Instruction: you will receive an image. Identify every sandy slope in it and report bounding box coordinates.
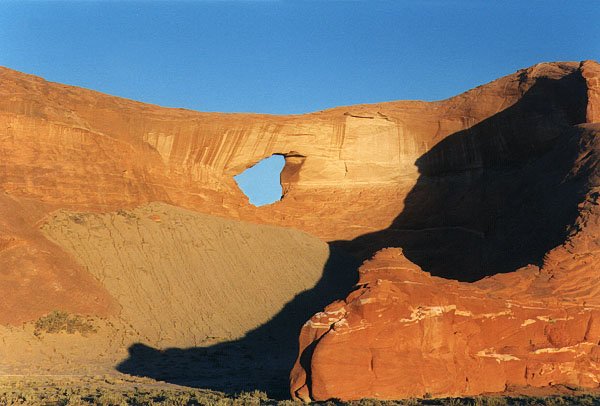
[0,202,347,399]
[40,202,332,348]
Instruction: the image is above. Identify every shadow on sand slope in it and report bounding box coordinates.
[117,69,593,398]
[116,246,359,399]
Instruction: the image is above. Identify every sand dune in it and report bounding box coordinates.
[42,202,334,348]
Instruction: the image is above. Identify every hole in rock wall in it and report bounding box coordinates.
[234,155,286,206]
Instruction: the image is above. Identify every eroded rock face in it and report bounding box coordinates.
[582,60,600,122]
[0,60,599,399]
[0,194,119,324]
[291,242,600,401]
[287,61,600,400]
[0,61,596,243]
[290,119,600,400]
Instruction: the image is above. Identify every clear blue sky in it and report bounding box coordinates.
[234,155,285,206]
[1,0,598,205]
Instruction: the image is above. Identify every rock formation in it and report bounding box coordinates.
[291,243,600,401]
[0,60,599,400]
[290,61,600,400]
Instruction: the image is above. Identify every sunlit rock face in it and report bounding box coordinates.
[0,60,599,400]
[290,61,600,401]
[1,61,595,243]
[582,60,600,122]
[291,240,600,400]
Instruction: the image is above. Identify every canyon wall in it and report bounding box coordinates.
[1,60,599,400]
[289,62,600,399]
[1,61,593,241]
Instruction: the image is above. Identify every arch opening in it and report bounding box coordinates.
[234,154,286,207]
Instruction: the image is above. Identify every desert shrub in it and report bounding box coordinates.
[116,209,137,220]
[0,390,43,405]
[544,397,564,406]
[64,393,88,405]
[539,396,587,406]
[96,391,128,406]
[160,393,193,405]
[347,400,384,406]
[276,400,304,406]
[346,399,419,406]
[69,214,86,225]
[471,396,509,406]
[232,390,270,405]
[0,391,22,405]
[34,310,97,336]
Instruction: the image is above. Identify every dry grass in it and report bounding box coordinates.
[33,310,97,336]
[0,377,599,406]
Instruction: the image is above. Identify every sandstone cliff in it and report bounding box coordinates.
[1,62,597,324]
[0,60,599,400]
[290,61,600,400]
[1,61,596,242]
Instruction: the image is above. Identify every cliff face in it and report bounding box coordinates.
[291,201,600,400]
[289,61,600,399]
[1,60,599,400]
[1,61,594,240]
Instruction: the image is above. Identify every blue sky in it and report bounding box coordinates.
[1,1,598,205]
[234,155,285,206]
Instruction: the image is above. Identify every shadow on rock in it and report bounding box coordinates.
[116,246,359,399]
[118,68,593,397]
[334,71,591,281]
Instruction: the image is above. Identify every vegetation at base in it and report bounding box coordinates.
[33,310,97,336]
[1,385,600,406]
[341,395,600,405]
[0,386,271,406]
[0,377,598,406]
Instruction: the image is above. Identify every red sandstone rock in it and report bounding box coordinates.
[289,60,600,398]
[1,61,596,242]
[0,194,118,324]
[0,61,599,402]
[582,60,600,122]
[290,243,600,401]
[290,145,600,401]
[289,119,600,400]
